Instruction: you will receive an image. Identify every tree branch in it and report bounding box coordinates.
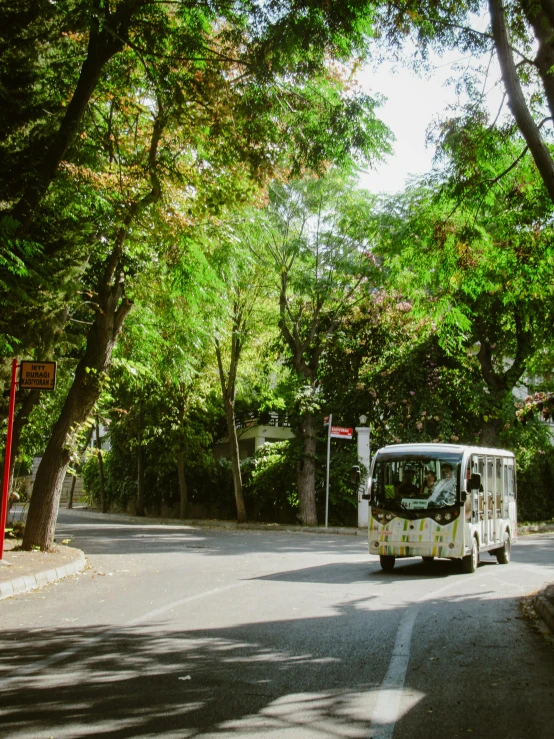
[489,0,554,202]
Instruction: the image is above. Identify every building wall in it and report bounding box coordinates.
[213,424,295,461]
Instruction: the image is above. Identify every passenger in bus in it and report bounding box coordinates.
[427,463,456,506]
[396,468,419,497]
[420,470,436,497]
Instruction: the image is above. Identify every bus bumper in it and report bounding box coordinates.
[370,539,462,559]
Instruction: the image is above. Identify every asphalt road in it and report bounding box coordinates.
[0,509,553,739]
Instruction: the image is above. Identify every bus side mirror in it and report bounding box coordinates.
[460,491,467,503]
[469,472,481,491]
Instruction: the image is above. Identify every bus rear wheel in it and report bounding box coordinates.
[380,555,395,571]
[496,531,511,565]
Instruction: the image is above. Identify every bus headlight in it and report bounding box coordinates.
[443,512,452,522]
[435,513,443,523]
[385,513,394,521]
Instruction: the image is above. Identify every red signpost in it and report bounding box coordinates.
[1,359,19,561]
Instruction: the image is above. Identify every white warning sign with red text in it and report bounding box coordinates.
[329,426,353,439]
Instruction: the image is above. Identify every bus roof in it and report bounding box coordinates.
[376,442,515,458]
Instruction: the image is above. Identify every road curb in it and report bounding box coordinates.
[73,508,363,536]
[0,549,86,601]
[534,584,554,635]
[518,523,554,535]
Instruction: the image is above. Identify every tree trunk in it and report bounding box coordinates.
[67,475,77,511]
[480,418,502,448]
[177,448,188,519]
[215,337,247,523]
[136,402,145,517]
[474,305,532,447]
[296,409,318,526]
[21,254,132,551]
[224,399,247,523]
[96,415,107,513]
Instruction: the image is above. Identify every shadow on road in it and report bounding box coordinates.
[1,586,553,739]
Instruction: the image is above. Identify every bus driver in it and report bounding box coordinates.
[427,463,456,506]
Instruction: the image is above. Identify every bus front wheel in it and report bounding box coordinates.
[462,537,479,574]
[380,555,395,571]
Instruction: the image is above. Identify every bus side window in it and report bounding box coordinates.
[486,457,494,510]
[506,461,515,498]
[478,456,485,489]
[495,457,503,513]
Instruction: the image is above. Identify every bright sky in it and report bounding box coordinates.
[357,56,463,194]
[356,14,505,196]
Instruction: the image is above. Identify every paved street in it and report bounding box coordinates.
[1,509,553,738]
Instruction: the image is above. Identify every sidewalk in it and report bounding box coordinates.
[1,510,553,636]
[0,539,86,601]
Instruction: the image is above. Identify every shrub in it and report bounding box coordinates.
[242,441,299,523]
[82,451,110,508]
[241,438,360,526]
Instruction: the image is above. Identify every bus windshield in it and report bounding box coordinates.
[371,452,463,512]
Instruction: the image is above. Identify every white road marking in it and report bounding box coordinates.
[370,605,419,738]
[368,571,491,738]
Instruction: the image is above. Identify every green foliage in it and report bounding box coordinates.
[517,447,554,522]
[240,436,359,526]
[316,438,361,526]
[371,124,554,444]
[242,441,299,522]
[82,433,238,519]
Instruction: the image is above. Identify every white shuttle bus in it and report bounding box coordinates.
[361,443,517,573]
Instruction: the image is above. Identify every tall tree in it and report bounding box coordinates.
[9,1,392,549]
[374,127,554,446]
[22,94,165,549]
[209,226,273,522]
[1,0,386,231]
[254,173,379,525]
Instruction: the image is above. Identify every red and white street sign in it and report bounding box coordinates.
[330,426,353,439]
[324,416,330,426]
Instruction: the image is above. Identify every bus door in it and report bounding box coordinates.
[494,458,503,543]
[474,455,486,544]
[485,457,496,545]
